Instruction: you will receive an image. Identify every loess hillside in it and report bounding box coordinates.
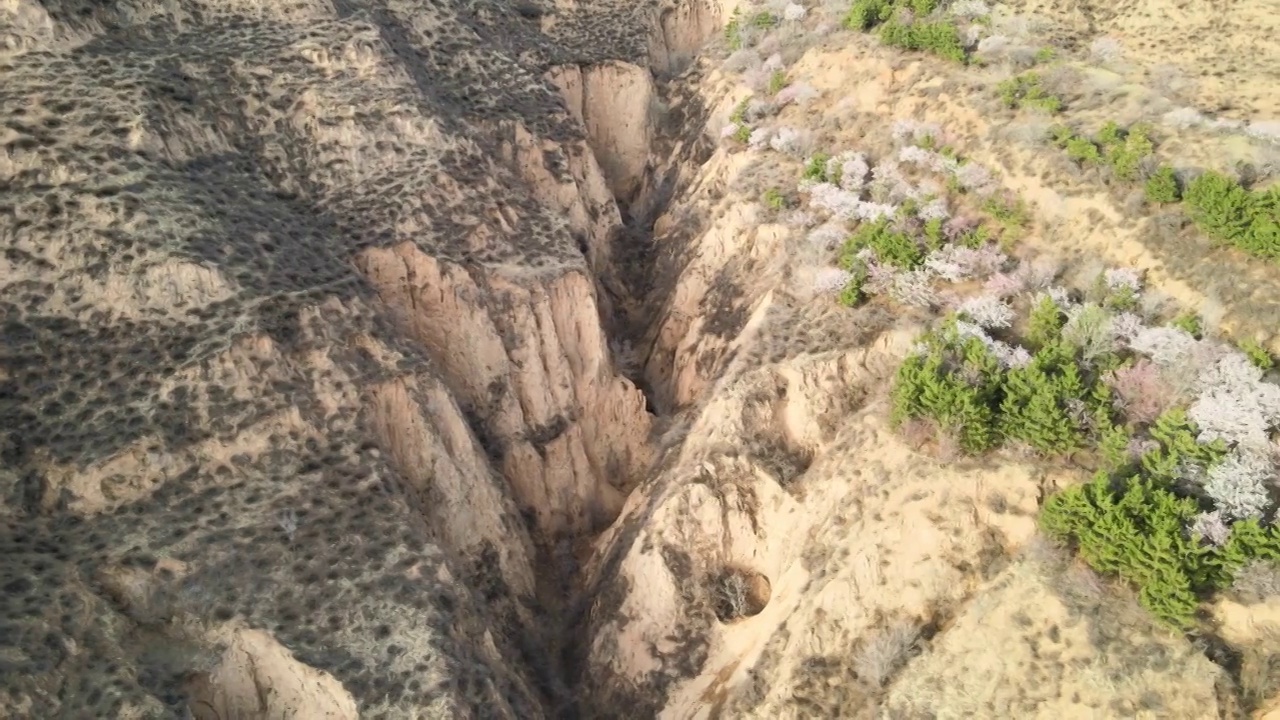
[5,0,1280,718]
[0,0,708,715]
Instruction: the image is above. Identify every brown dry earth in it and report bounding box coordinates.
[2,0,1279,718]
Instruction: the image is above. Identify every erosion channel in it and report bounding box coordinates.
[0,0,744,716]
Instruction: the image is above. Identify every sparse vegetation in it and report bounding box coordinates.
[853,620,920,687]
[709,568,771,622]
[726,97,754,144]
[1145,166,1182,204]
[763,187,789,211]
[768,70,789,95]
[1050,122,1154,180]
[981,194,1030,244]
[998,73,1062,113]
[725,8,780,50]
[844,0,968,63]
[1050,122,1280,264]
[1239,338,1275,371]
[1170,311,1202,338]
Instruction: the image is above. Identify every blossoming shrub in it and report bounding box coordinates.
[890,269,1280,628]
[800,129,1016,308]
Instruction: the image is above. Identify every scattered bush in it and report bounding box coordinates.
[1051,122,1154,181]
[1041,471,1280,628]
[803,152,833,183]
[1063,135,1102,164]
[763,188,789,211]
[1183,171,1280,260]
[725,9,779,50]
[837,264,870,307]
[1144,166,1181,204]
[1098,122,1154,181]
[725,98,754,144]
[998,73,1062,113]
[1239,338,1275,371]
[767,70,789,95]
[1169,311,1202,338]
[879,18,968,63]
[844,0,894,31]
[844,0,968,63]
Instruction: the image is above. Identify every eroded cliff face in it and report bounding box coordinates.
[548,62,656,213]
[0,0,726,715]
[358,246,652,537]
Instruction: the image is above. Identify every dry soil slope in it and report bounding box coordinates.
[570,4,1280,720]
[0,0,718,716]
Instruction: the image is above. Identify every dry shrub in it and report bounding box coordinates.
[853,620,921,688]
[1230,559,1280,604]
[789,655,879,718]
[1104,359,1177,425]
[1240,646,1280,711]
[897,417,936,450]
